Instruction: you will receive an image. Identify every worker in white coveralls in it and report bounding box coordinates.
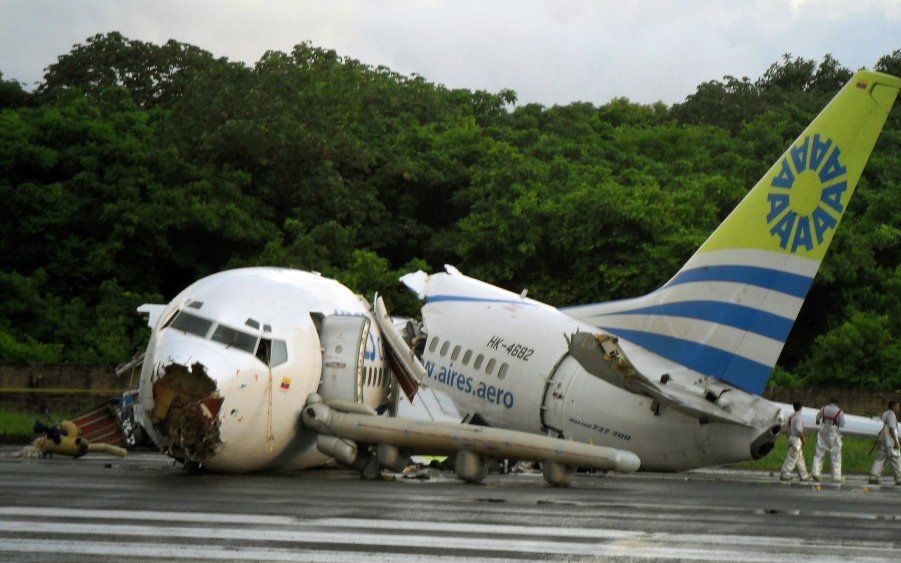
[868,400,901,486]
[780,401,810,481]
[811,398,845,482]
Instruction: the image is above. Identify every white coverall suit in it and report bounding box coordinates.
[869,409,901,485]
[812,403,845,481]
[780,413,809,481]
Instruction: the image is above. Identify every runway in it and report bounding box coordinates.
[0,449,898,560]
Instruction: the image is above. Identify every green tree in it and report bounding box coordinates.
[0,37,897,386]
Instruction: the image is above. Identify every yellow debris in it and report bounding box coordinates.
[33,420,127,459]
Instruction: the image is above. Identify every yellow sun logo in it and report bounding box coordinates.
[766,134,848,253]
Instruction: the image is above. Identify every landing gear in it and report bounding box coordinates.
[541,459,574,487]
[454,450,488,484]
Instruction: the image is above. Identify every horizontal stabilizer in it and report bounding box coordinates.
[567,332,750,427]
[774,402,895,441]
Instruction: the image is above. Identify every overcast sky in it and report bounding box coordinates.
[1,0,899,105]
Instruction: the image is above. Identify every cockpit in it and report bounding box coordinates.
[161,301,289,368]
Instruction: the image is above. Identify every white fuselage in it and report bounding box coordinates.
[139,267,779,473]
[408,271,781,471]
[138,268,388,472]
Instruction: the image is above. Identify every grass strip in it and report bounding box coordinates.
[729,434,878,475]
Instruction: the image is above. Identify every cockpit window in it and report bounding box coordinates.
[271,340,288,367]
[169,311,213,338]
[210,324,258,354]
[255,338,270,364]
[187,301,203,310]
[245,318,260,330]
[255,337,288,367]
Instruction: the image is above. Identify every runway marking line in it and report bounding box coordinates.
[0,509,895,558]
[0,539,453,562]
[0,506,296,525]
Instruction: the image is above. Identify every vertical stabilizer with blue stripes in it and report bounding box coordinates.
[564,70,900,395]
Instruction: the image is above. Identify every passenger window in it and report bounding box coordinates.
[429,337,439,352]
[451,345,461,361]
[440,341,450,356]
[474,354,484,370]
[498,363,508,379]
[462,350,472,365]
[486,359,496,375]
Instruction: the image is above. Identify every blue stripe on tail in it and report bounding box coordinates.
[590,300,793,342]
[666,265,814,298]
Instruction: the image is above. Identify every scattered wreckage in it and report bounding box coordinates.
[22,354,147,460]
[32,419,126,459]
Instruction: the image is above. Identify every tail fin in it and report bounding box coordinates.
[566,70,900,395]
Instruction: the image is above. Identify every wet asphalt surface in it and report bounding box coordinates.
[0,447,899,560]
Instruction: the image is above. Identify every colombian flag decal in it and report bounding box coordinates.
[280,377,291,391]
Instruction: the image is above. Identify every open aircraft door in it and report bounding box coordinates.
[317,315,371,403]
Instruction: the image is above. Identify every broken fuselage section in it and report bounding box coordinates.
[149,361,223,462]
[138,268,391,472]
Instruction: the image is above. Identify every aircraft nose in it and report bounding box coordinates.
[147,339,235,463]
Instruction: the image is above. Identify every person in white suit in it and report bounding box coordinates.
[811,399,845,482]
[780,402,810,481]
[868,401,900,486]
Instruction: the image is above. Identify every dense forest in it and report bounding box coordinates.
[0,33,898,388]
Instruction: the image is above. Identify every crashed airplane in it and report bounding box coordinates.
[136,268,637,485]
[136,70,899,484]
